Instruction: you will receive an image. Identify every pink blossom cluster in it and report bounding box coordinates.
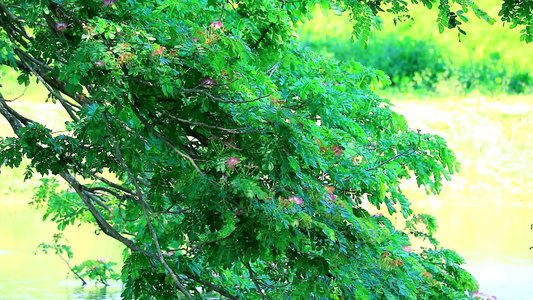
[472,291,497,300]
[288,195,303,205]
[55,22,68,32]
[227,156,240,169]
[401,245,412,253]
[102,0,115,7]
[210,21,223,30]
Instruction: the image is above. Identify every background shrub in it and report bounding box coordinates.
[299,1,533,96]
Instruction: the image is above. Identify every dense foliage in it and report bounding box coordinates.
[0,0,525,299]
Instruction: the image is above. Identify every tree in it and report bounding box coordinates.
[0,0,526,299]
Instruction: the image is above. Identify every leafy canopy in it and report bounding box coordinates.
[0,0,526,299]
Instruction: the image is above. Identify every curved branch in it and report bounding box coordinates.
[159,109,247,134]
[17,57,80,122]
[61,172,157,259]
[131,106,202,174]
[180,88,270,104]
[184,272,242,300]
[91,173,136,196]
[83,185,122,199]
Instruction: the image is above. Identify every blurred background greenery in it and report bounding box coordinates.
[299,0,533,97]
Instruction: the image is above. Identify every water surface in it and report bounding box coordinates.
[0,203,123,299]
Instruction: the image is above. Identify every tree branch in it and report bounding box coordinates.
[365,149,416,172]
[159,109,248,134]
[103,110,193,299]
[91,173,136,196]
[184,272,242,300]
[179,88,270,104]
[245,262,269,300]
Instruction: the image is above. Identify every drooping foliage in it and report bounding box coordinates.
[0,0,523,299]
[500,0,533,43]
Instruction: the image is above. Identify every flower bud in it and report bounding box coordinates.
[55,22,68,32]
[102,0,115,7]
[288,195,303,205]
[227,156,240,169]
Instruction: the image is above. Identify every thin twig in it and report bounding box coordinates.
[159,110,247,134]
[365,149,416,171]
[0,95,33,125]
[107,113,150,145]
[57,254,87,285]
[131,106,202,174]
[245,262,269,300]
[180,88,268,104]
[0,87,28,102]
[266,60,283,77]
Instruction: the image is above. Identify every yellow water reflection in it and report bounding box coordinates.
[409,202,533,258]
[392,97,533,299]
[0,202,123,299]
[405,200,533,299]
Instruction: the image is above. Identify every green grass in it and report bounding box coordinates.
[298,1,533,96]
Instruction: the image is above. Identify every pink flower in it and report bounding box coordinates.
[328,194,336,201]
[97,257,106,263]
[200,77,216,88]
[372,213,384,217]
[55,22,68,32]
[102,0,115,6]
[93,60,105,67]
[152,46,166,56]
[210,21,223,30]
[472,291,497,299]
[227,156,240,169]
[288,195,303,205]
[402,245,412,253]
